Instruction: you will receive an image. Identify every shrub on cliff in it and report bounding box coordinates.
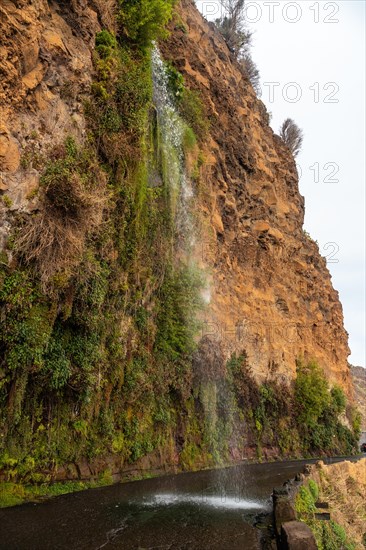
[154,264,204,361]
[295,361,358,454]
[295,361,330,428]
[215,0,252,58]
[215,2,261,95]
[178,88,209,141]
[240,54,260,93]
[227,352,260,412]
[164,62,209,140]
[118,0,175,48]
[16,138,107,290]
[279,118,303,157]
[330,385,346,414]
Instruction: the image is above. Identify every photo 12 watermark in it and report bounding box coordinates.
[199,1,340,24]
[258,82,340,103]
[296,162,340,183]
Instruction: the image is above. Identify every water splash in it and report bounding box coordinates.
[201,285,212,305]
[140,493,266,511]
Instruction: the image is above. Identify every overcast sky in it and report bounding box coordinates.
[196,0,365,367]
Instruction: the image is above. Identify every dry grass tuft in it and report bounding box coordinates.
[313,459,366,548]
[16,157,107,290]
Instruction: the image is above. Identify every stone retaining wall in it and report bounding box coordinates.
[272,466,317,550]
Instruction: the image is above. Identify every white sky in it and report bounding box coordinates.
[196,0,365,366]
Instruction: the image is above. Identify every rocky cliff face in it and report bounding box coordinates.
[351,366,366,431]
[162,0,352,395]
[0,0,356,487]
[0,0,352,394]
[0,0,100,237]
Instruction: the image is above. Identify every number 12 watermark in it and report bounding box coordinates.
[200,2,340,24]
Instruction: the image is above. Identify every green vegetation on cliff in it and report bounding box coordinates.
[296,481,357,550]
[295,361,360,453]
[222,355,359,460]
[0,0,360,507]
[0,0,207,493]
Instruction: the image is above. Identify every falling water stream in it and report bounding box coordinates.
[5,47,357,550]
[151,45,195,252]
[0,18,363,550]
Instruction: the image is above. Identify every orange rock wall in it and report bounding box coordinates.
[0,0,352,396]
[161,0,352,395]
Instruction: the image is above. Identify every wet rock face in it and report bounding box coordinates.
[161,0,351,395]
[0,0,352,396]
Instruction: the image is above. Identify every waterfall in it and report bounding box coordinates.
[151,45,195,251]
[151,46,222,462]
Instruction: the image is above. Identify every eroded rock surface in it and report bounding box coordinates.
[0,0,352,399]
[351,366,366,431]
[162,0,351,394]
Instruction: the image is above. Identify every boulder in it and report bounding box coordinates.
[281,521,317,550]
[22,62,44,90]
[274,496,297,536]
[252,220,270,233]
[21,40,40,74]
[0,129,20,173]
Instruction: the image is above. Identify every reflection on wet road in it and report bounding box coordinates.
[0,456,360,550]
